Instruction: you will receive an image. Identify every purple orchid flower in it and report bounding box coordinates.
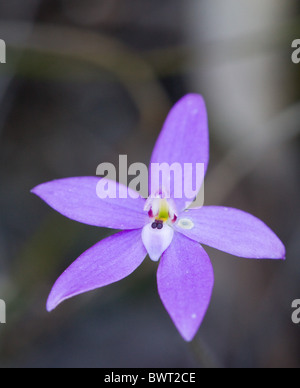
[31,94,285,342]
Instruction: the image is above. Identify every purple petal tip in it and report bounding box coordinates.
[157,233,214,342]
[45,230,147,313]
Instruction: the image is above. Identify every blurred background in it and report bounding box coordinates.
[0,0,299,368]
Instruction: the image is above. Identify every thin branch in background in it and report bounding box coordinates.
[206,101,300,205]
[0,21,171,138]
[0,0,42,139]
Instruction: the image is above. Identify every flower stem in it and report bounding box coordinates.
[189,337,222,369]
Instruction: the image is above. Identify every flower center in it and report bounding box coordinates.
[144,195,177,229]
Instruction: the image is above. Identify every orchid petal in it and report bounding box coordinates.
[157,233,214,341]
[32,177,147,230]
[176,206,286,260]
[149,94,209,211]
[47,229,147,311]
[141,223,174,262]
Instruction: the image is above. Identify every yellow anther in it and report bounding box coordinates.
[156,199,169,222]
